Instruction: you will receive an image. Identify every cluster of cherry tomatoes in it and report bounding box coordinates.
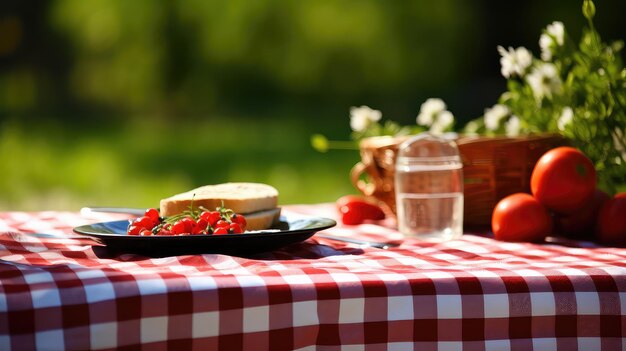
[492,147,626,245]
[127,207,247,236]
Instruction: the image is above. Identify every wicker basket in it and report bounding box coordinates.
[350,134,567,226]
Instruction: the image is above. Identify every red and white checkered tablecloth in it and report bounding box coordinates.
[1,204,625,351]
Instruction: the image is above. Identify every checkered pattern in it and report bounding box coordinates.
[1,205,625,350]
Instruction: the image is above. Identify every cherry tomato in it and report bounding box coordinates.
[530,147,596,214]
[199,211,210,221]
[339,203,365,225]
[200,211,222,227]
[182,217,196,231]
[171,217,195,234]
[336,195,371,209]
[336,195,385,219]
[158,228,173,236]
[554,189,610,240]
[231,214,247,231]
[145,208,160,223]
[336,195,385,225]
[215,220,230,229]
[213,227,229,235]
[209,211,222,227]
[228,223,243,234]
[171,221,186,234]
[128,225,141,235]
[192,218,209,234]
[133,216,156,230]
[596,193,626,246]
[492,193,552,242]
[140,229,153,236]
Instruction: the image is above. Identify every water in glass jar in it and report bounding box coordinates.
[395,164,464,241]
[394,133,464,241]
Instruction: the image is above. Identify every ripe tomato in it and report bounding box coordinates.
[228,223,243,234]
[133,216,156,230]
[200,211,222,227]
[336,195,371,209]
[144,208,160,223]
[530,147,596,214]
[596,192,626,246]
[231,214,247,231]
[213,227,229,235]
[554,189,610,240]
[492,193,552,242]
[336,195,385,225]
[215,220,230,228]
[127,225,141,235]
[192,219,209,234]
[171,217,195,234]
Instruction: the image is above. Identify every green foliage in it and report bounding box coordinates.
[40,0,476,115]
[0,117,359,211]
[466,0,626,192]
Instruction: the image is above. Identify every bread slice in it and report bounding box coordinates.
[244,208,282,231]
[160,183,280,229]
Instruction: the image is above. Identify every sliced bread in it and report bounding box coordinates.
[243,208,282,231]
[160,182,279,217]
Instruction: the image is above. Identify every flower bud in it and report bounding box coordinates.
[582,0,595,20]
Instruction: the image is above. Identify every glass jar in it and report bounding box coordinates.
[395,133,464,241]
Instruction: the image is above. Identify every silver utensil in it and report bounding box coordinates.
[314,233,398,249]
[81,206,399,249]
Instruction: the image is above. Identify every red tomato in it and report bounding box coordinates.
[215,220,230,228]
[530,147,596,214]
[336,195,372,209]
[492,193,552,242]
[213,227,229,235]
[171,217,195,234]
[127,225,141,235]
[336,195,385,225]
[596,193,626,246]
[192,219,209,234]
[200,211,222,227]
[554,189,610,240]
[144,208,160,223]
[228,223,243,234]
[231,214,247,231]
[133,216,156,230]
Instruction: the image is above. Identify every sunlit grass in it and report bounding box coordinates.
[0,116,360,211]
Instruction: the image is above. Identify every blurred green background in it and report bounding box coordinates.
[1,0,625,210]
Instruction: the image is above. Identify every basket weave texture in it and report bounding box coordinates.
[351,134,566,226]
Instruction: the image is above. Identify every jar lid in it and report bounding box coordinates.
[397,132,461,165]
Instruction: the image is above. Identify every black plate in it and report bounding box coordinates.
[73,214,336,257]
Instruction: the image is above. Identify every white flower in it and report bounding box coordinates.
[539,34,553,61]
[540,22,565,61]
[557,107,574,131]
[349,105,382,132]
[505,115,521,136]
[498,46,533,78]
[416,98,446,126]
[429,110,454,134]
[484,104,510,131]
[547,21,565,46]
[526,63,562,101]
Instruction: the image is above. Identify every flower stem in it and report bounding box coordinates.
[310,134,359,152]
